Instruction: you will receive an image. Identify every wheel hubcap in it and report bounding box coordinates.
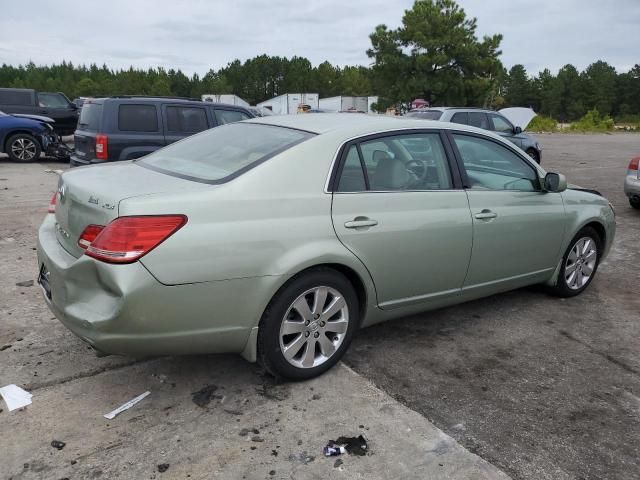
[279,286,349,369]
[564,237,597,290]
[11,138,37,161]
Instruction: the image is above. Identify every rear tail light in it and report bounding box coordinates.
[78,224,105,249]
[48,192,57,214]
[95,134,108,160]
[629,157,640,179]
[85,215,187,264]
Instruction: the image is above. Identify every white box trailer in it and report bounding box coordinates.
[201,94,250,108]
[256,93,319,114]
[319,96,369,113]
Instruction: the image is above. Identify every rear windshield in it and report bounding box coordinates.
[138,123,313,184]
[405,111,443,120]
[77,103,103,131]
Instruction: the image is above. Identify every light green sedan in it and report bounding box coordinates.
[37,114,616,380]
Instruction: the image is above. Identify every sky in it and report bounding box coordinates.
[0,0,638,76]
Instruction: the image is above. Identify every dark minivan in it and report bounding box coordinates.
[71,96,254,167]
[0,88,79,136]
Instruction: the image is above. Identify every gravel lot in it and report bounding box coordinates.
[0,133,638,480]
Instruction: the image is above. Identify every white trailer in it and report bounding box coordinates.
[201,94,250,108]
[319,96,370,113]
[256,93,319,115]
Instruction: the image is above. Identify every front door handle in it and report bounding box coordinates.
[344,217,378,229]
[474,209,498,220]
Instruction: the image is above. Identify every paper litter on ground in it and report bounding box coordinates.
[0,384,33,411]
[103,391,150,419]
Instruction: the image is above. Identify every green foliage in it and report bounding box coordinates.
[367,0,503,107]
[570,109,615,131]
[527,115,558,132]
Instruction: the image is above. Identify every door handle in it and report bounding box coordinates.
[344,217,378,229]
[474,209,498,220]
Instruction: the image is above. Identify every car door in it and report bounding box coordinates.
[449,132,566,294]
[331,131,473,309]
[162,104,211,145]
[488,113,521,148]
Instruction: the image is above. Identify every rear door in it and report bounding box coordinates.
[109,103,164,161]
[449,132,566,294]
[162,104,211,145]
[331,130,472,309]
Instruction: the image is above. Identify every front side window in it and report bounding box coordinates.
[38,93,71,108]
[118,104,158,132]
[336,133,453,192]
[166,106,209,133]
[139,123,312,183]
[214,109,250,125]
[452,134,539,191]
[489,114,514,134]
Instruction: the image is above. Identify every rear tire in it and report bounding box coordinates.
[629,197,640,210]
[6,133,41,162]
[547,227,601,298]
[257,267,359,380]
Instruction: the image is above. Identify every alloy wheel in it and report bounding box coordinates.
[278,286,349,368]
[564,237,597,290]
[11,137,37,161]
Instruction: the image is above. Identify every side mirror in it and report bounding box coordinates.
[514,126,522,134]
[544,172,567,192]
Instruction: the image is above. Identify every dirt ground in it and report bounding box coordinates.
[345,133,640,480]
[0,133,638,480]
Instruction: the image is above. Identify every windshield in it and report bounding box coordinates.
[38,93,72,108]
[139,122,313,184]
[405,111,443,120]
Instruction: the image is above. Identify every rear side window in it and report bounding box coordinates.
[0,90,32,105]
[214,109,250,125]
[337,146,367,192]
[139,123,312,183]
[77,103,103,131]
[118,104,158,132]
[468,112,490,129]
[450,112,468,124]
[166,106,209,133]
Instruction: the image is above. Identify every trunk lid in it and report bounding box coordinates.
[54,161,206,258]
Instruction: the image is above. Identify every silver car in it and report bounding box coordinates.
[37,114,615,380]
[624,156,640,209]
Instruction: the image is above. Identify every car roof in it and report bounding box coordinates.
[246,113,504,141]
[92,96,247,108]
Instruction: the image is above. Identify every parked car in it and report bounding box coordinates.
[624,156,640,209]
[71,96,254,167]
[405,107,542,163]
[0,110,70,161]
[0,88,79,136]
[38,114,615,380]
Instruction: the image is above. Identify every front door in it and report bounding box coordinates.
[449,132,566,293]
[331,131,473,309]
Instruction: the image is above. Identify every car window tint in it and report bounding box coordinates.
[0,90,32,105]
[118,104,158,132]
[453,134,539,191]
[467,112,489,129]
[337,146,366,192]
[166,106,209,133]
[358,133,452,191]
[450,112,468,124]
[214,109,250,125]
[489,114,514,133]
[38,93,70,108]
[139,123,312,183]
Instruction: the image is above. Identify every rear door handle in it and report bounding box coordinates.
[474,209,498,220]
[344,218,378,229]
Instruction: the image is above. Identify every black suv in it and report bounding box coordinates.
[0,88,79,136]
[71,96,254,167]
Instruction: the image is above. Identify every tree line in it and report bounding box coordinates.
[1,0,638,122]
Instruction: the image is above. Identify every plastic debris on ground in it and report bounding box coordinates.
[103,391,150,419]
[0,384,33,411]
[324,435,368,457]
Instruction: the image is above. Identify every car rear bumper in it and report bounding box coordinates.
[69,154,105,167]
[36,214,268,357]
[624,172,640,198]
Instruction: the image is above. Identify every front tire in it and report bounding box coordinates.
[548,227,601,297]
[6,133,41,162]
[629,197,640,210]
[258,267,359,380]
[526,148,540,164]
